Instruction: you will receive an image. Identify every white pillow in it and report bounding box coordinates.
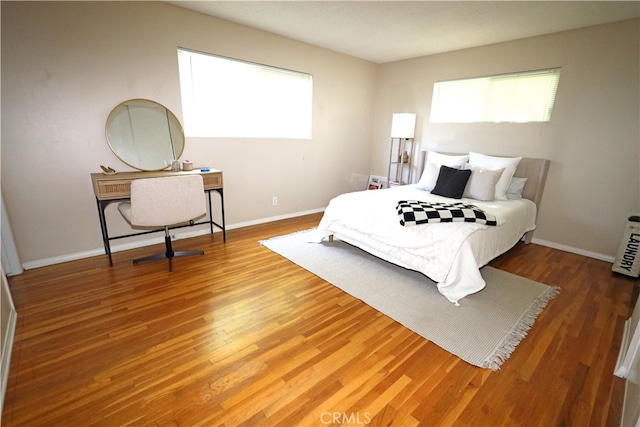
[417,151,469,191]
[507,177,528,199]
[468,152,522,200]
[462,165,505,201]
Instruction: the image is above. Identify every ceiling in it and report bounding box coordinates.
[168,1,640,63]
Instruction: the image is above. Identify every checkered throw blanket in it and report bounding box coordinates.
[396,200,497,227]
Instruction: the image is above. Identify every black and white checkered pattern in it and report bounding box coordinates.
[396,200,497,227]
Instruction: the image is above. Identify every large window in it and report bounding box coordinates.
[430,68,561,123]
[177,48,313,139]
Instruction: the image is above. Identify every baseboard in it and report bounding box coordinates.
[224,208,325,231]
[532,238,615,263]
[21,208,326,270]
[1,307,17,415]
[20,210,614,270]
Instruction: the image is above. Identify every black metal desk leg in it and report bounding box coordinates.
[96,199,114,267]
[207,191,214,234]
[219,189,226,242]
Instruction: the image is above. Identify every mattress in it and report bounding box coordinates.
[310,185,537,304]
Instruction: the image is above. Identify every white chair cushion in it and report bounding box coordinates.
[126,175,207,227]
[118,201,133,224]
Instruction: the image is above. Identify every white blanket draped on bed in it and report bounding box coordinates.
[309,185,537,304]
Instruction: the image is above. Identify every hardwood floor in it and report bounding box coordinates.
[2,213,638,426]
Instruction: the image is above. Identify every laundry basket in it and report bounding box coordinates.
[612,216,640,277]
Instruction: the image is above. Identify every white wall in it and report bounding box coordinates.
[372,19,640,259]
[1,2,377,266]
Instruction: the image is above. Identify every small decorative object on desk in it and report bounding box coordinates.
[165,159,181,171]
[100,165,117,175]
[182,160,194,171]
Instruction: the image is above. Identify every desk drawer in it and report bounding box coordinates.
[202,172,222,189]
[96,179,132,199]
[91,170,223,199]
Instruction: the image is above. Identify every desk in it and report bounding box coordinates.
[91,169,225,266]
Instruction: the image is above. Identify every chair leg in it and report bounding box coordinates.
[132,227,204,271]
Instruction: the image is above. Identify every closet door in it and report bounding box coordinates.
[617,293,640,426]
[620,347,639,426]
[1,194,22,276]
[1,270,17,413]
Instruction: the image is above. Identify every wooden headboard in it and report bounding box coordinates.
[418,151,550,242]
[512,157,551,210]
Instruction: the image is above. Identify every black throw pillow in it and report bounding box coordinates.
[431,165,472,199]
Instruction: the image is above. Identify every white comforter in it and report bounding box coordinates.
[310,185,537,304]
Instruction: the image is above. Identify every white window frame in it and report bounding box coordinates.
[177,48,313,139]
[430,68,561,124]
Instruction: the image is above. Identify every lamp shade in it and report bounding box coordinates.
[390,113,416,138]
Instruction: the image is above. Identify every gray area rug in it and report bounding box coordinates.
[260,229,559,370]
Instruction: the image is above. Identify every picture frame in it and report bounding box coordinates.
[367,175,388,190]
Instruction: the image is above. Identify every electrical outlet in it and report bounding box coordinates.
[272,196,278,206]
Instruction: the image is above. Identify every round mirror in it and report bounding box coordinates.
[105,99,185,171]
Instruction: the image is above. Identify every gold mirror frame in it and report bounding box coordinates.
[105,99,185,171]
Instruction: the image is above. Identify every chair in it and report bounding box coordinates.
[118,175,207,271]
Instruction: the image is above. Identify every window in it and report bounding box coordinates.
[429,68,561,123]
[177,48,313,139]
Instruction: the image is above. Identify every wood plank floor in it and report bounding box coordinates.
[2,213,638,426]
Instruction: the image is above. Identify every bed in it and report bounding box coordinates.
[310,151,550,304]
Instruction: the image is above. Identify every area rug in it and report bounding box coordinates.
[260,229,559,370]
